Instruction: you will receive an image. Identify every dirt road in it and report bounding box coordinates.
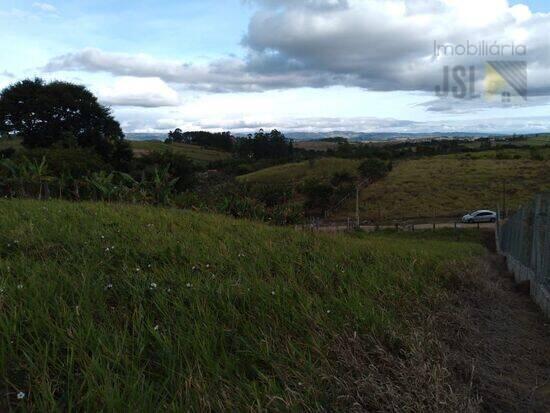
[315,222,495,232]
[444,254,550,412]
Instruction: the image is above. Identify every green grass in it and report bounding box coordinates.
[238,158,361,186]
[237,154,550,221]
[510,135,550,147]
[0,138,22,151]
[351,155,550,221]
[448,147,550,160]
[130,140,231,163]
[0,199,482,410]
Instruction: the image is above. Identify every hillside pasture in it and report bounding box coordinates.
[0,199,482,411]
[130,140,231,163]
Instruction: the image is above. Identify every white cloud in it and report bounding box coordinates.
[32,2,57,13]
[97,77,180,108]
[43,0,550,106]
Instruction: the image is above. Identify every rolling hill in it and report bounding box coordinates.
[238,154,550,221]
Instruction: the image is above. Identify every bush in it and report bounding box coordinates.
[530,149,544,161]
[20,148,109,178]
[358,158,390,181]
[134,151,196,192]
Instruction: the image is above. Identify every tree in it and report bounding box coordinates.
[235,129,293,160]
[0,78,132,167]
[358,158,389,182]
[166,128,184,144]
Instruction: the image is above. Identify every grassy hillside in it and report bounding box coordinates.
[238,158,360,186]
[238,154,550,221]
[0,199,482,410]
[352,155,550,221]
[130,140,231,163]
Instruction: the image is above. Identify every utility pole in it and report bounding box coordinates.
[502,180,507,218]
[356,185,360,228]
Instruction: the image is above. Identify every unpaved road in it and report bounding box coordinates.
[444,254,550,412]
[315,222,495,232]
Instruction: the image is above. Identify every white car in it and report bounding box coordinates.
[462,210,497,223]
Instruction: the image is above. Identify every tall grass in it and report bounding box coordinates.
[0,199,482,410]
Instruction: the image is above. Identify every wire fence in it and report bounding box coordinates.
[497,192,550,317]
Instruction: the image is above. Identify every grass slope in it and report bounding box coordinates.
[0,200,482,410]
[353,155,550,221]
[238,158,360,186]
[130,140,232,163]
[238,154,550,221]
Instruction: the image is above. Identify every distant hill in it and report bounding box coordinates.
[126,133,167,141]
[127,131,504,143]
[280,131,502,142]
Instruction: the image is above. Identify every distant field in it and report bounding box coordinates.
[238,158,361,186]
[0,138,231,164]
[449,147,550,160]
[130,140,231,163]
[511,135,550,146]
[0,199,482,410]
[294,140,338,151]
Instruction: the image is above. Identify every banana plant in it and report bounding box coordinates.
[147,166,179,205]
[85,171,117,202]
[0,156,53,199]
[26,156,53,200]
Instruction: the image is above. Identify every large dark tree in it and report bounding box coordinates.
[0,78,132,167]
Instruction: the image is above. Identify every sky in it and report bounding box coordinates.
[1,0,550,134]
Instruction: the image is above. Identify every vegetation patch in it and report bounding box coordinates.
[0,199,482,410]
[130,140,232,164]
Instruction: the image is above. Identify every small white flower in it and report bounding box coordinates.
[105,247,110,252]
[135,267,141,272]
[326,310,331,314]
[17,284,23,290]
[150,283,157,289]
[17,392,25,399]
[206,264,210,269]
[271,291,276,296]
[147,264,152,268]
[154,325,159,331]
[101,235,105,239]
[186,283,192,288]
[105,284,113,290]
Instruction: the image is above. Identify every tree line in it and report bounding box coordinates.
[166,129,294,161]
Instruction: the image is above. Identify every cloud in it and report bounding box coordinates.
[114,107,550,135]
[43,0,550,110]
[32,2,57,13]
[0,71,15,78]
[97,77,180,108]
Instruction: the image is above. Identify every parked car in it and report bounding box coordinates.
[462,210,497,223]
